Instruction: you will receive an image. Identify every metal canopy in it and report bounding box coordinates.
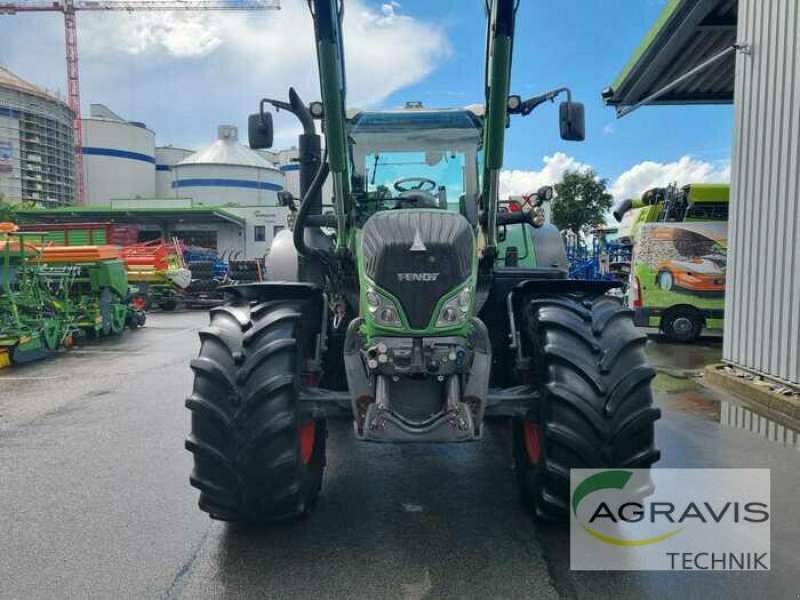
[16,207,246,227]
[603,0,738,114]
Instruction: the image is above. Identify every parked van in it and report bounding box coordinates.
[630,221,727,342]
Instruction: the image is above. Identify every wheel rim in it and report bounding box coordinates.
[131,296,147,310]
[522,421,542,464]
[672,316,694,336]
[299,421,316,464]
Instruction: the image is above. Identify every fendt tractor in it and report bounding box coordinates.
[186,0,660,522]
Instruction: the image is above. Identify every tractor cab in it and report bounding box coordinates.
[348,108,482,223]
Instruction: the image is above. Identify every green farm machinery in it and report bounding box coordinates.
[0,225,144,366]
[185,0,660,522]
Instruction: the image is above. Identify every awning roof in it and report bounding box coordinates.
[15,206,245,226]
[603,0,738,114]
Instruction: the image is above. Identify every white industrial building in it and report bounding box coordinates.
[171,125,283,207]
[27,117,294,259]
[81,104,156,205]
[2,66,323,261]
[0,65,75,206]
[155,145,193,197]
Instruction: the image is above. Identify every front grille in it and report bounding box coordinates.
[361,211,474,329]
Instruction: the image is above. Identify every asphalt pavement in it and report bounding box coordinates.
[0,312,797,600]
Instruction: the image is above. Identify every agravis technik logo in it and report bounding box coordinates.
[570,469,771,571]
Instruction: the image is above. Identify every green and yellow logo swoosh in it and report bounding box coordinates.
[572,470,682,546]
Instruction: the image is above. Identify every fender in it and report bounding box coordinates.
[221,281,323,304]
[511,278,622,311]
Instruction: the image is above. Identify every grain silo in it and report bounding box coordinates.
[172,125,283,207]
[0,65,75,206]
[155,145,194,197]
[81,104,155,205]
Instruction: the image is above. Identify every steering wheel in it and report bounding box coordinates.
[393,177,437,193]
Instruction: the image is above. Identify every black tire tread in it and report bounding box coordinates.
[186,299,325,522]
[516,294,661,521]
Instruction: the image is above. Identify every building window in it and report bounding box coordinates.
[254,225,266,242]
[273,225,285,236]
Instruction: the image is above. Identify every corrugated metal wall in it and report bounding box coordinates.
[725,0,800,384]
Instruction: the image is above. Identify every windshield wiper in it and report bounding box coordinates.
[370,154,380,185]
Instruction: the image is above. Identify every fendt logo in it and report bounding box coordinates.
[397,272,440,282]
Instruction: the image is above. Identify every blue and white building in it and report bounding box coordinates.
[82,104,156,205]
[172,125,283,207]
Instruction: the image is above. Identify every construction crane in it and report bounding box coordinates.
[0,0,280,205]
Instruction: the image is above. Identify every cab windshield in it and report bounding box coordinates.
[348,109,481,213]
[364,151,466,205]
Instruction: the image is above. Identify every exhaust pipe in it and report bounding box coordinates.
[612,198,633,222]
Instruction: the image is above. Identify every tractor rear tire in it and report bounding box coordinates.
[186,299,326,522]
[515,294,660,521]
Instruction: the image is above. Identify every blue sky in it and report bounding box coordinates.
[0,0,734,200]
[382,0,733,182]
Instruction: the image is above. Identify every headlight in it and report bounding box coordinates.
[436,286,471,328]
[365,287,403,328]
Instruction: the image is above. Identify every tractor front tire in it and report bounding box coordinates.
[186,300,326,522]
[515,294,660,521]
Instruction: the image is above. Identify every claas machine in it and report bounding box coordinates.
[186,0,660,522]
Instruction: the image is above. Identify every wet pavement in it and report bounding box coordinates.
[0,313,797,599]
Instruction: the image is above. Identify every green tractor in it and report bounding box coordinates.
[186,0,660,522]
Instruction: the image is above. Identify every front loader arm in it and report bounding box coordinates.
[309,0,350,253]
[482,0,518,258]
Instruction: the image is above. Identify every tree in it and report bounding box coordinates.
[551,169,613,237]
[0,195,15,223]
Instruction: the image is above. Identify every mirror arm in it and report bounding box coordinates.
[260,88,316,135]
[516,87,571,116]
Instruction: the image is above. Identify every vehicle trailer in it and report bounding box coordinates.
[185,0,660,523]
[631,222,727,342]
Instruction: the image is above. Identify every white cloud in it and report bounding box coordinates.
[0,1,451,148]
[499,152,592,196]
[75,0,450,107]
[500,152,731,206]
[609,155,731,200]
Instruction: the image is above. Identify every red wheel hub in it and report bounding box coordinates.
[522,421,542,464]
[131,296,147,310]
[299,421,316,464]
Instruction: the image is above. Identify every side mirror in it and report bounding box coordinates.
[536,185,554,204]
[559,101,585,141]
[248,111,274,149]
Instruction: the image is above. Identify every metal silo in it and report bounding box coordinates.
[0,66,75,207]
[155,145,194,197]
[172,125,283,207]
[81,104,156,205]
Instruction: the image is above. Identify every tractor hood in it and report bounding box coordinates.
[360,210,474,331]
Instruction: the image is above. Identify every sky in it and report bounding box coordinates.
[0,0,734,201]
